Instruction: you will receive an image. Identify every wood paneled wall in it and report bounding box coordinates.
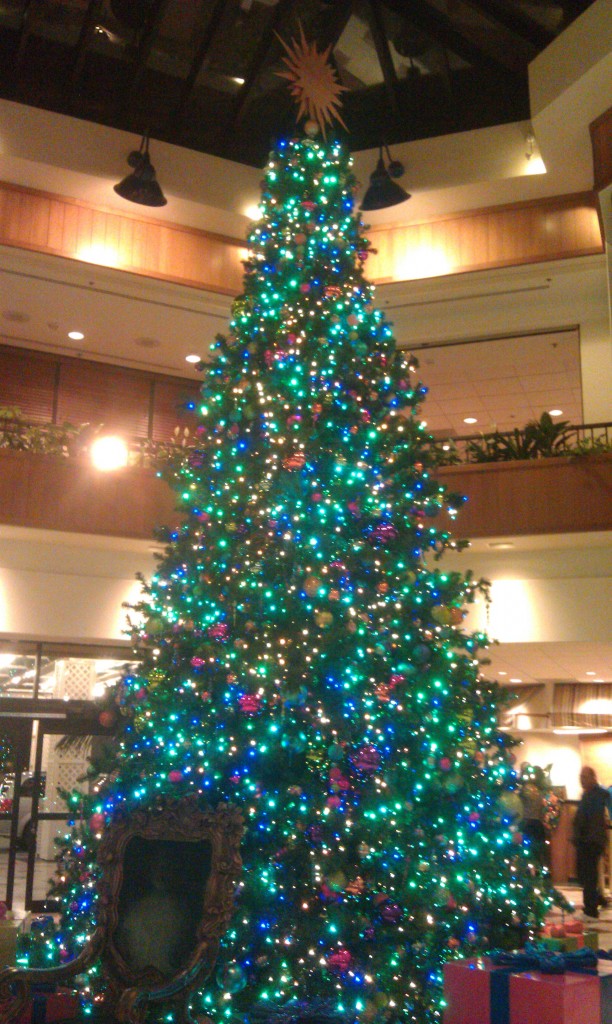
[437,455,612,538]
[591,107,612,192]
[0,182,246,296]
[0,181,603,293]
[365,192,603,282]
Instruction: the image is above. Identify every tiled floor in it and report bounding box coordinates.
[548,884,612,949]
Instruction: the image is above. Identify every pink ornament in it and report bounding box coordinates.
[300,283,311,293]
[168,770,184,783]
[208,623,229,641]
[439,757,452,772]
[389,673,405,688]
[238,693,262,715]
[190,656,206,668]
[468,811,480,823]
[326,795,342,809]
[196,511,210,523]
[326,949,352,974]
[88,813,105,833]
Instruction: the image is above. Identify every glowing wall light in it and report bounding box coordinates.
[90,435,129,471]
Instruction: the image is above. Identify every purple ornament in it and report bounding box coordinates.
[351,744,381,774]
[379,900,403,925]
[368,522,398,545]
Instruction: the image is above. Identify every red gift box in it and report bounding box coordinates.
[508,970,600,1024]
[444,956,517,1024]
[17,987,79,1023]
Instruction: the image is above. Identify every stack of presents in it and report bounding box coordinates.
[0,905,78,1023]
[444,918,612,1024]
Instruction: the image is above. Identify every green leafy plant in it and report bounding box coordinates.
[464,412,574,462]
[0,407,88,456]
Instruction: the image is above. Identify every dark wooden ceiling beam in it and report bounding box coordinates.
[126,0,174,104]
[380,0,523,78]
[70,0,106,93]
[171,0,227,128]
[364,0,402,120]
[457,0,553,51]
[231,0,301,128]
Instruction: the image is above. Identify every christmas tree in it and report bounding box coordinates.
[46,32,559,1024]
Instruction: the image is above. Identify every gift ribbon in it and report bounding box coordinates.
[489,944,598,974]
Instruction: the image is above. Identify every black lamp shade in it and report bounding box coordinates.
[114,138,167,207]
[361,156,410,211]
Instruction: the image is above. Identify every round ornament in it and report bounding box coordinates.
[216,963,247,993]
[88,813,105,833]
[304,575,321,597]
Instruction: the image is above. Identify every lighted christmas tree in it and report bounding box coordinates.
[46,32,560,1024]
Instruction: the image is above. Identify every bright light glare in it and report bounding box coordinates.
[91,435,129,471]
[245,204,262,221]
[185,354,201,364]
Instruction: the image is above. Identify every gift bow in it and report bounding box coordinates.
[489,944,598,974]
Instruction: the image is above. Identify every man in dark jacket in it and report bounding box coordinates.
[573,766,609,919]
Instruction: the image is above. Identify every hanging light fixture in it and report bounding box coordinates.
[360,144,410,211]
[114,133,167,207]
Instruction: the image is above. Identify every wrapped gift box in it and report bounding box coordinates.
[537,928,598,952]
[444,956,518,1024]
[508,970,600,1024]
[444,949,601,1024]
[0,916,19,967]
[599,961,612,1024]
[17,986,79,1024]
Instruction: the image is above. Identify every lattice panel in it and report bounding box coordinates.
[54,659,97,700]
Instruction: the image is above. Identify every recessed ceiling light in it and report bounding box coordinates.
[463,416,477,424]
[244,204,262,220]
[549,408,563,417]
[68,330,85,340]
[509,677,522,683]
[185,354,202,364]
[586,671,596,676]
[488,541,514,549]
[498,671,507,676]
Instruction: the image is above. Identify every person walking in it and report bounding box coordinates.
[573,766,609,920]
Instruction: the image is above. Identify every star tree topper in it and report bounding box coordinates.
[276,25,348,136]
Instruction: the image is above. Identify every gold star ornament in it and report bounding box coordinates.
[276,25,348,136]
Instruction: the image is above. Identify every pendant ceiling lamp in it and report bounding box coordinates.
[114,133,167,208]
[360,144,410,211]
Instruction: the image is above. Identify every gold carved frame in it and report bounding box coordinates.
[0,797,243,1023]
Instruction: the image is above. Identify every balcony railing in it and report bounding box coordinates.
[2,414,611,469]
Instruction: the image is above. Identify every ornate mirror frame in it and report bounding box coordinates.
[0,797,243,1024]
